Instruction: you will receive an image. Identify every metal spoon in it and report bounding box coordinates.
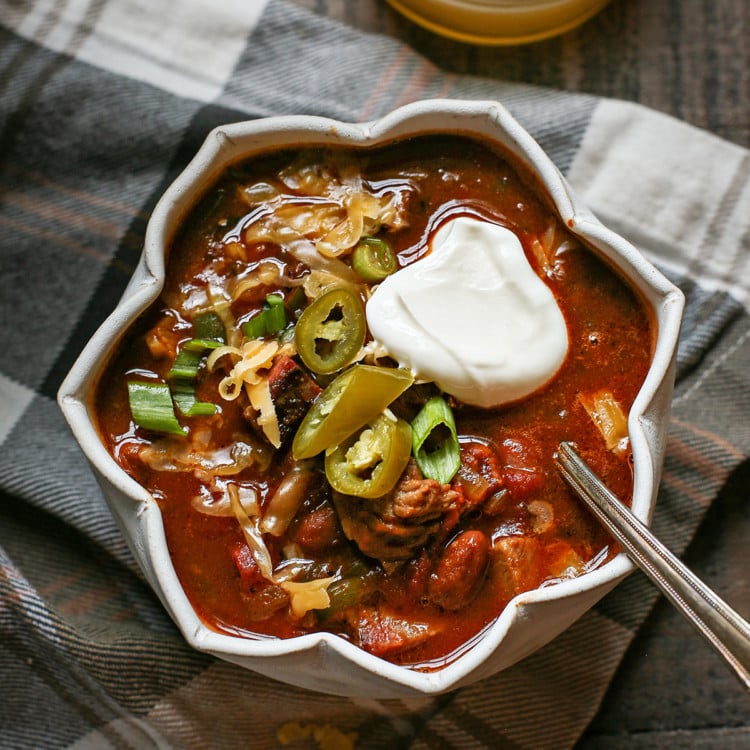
[555,441,750,691]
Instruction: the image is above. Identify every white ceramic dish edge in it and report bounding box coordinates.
[58,99,684,698]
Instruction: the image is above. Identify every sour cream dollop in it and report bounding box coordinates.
[365,216,569,408]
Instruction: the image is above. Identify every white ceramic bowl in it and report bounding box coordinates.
[58,99,684,698]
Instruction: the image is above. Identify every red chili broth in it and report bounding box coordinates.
[95,135,654,669]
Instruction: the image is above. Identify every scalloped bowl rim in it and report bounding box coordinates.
[58,99,684,697]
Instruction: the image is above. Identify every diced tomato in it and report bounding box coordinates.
[231,542,290,622]
[497,437,545,500]
[454,441,504,506]
[497,436,539,466]
[118,441,145,474]
[502,467,545,500]
[231,542,263,589]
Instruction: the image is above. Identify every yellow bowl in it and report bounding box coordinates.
[386,0,612,45]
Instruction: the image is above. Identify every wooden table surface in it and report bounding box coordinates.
[289,1,750,746]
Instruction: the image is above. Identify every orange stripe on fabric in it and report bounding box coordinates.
[56,582,121,617]
[670,415,746,462]
[111,606,138,622]
[358,46,412,121]
[666,429,743,487]
[0,213,135,274]
[392,58,439,110]
[38,567,88,597]
[1,163,145,219]
[657,428,742,511]
[6,190,128,241]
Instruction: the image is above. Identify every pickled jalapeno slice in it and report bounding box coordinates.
[294,287,366,374]
[325,413,412,499]
[292,364,414,460]
[352,237,397,282]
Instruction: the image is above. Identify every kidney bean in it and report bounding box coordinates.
[293,501,345,554]
[428,530,490,611]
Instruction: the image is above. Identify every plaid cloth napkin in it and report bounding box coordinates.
[1,1,749,748]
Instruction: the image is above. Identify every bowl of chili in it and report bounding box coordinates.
[58,99,684,697]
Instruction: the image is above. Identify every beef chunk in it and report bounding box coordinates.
[347,604,439,658]
[244,356,321,446]
[332,460,462,562]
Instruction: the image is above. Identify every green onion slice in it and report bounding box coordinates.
[285,286,307,315]
[127,381,186,436]
[352,237,397,282]
[411,396,461,484]
[171,381,218,417]
[167,348,203,381]
[165,336,221,416]
[264,294,287,334]
[242,293,288,340]
[193,311,226,343]
[242,314,266,341]
[168,338,224,380]
[183,338,224,352]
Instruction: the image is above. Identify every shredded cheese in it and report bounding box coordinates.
[246,378,281,448]
[208,340,283,446]
[228,482,336,619]
[281,576,336,618]
[208,335,298,448]
[302,269,360,300]
[206,344,242,372]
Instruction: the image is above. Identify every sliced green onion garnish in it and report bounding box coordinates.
[352,237,397,282]
[165,338,220,417]
[411,396,461,484]
[264,294,287,334]
[193,311,226,342]
[171,381,218,417]
[127,381,186,436]
[242,293,288,339]
[183,338,225,352]
[169,339,224,379]
[242,314,266,340]
[167,348,203,380]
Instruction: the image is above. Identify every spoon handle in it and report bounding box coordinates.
[556,441,750,691]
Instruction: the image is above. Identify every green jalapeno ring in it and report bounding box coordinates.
[294,287,366,375]
[292,364,414,460]
[352,237,397,282]
[325,413,412,499]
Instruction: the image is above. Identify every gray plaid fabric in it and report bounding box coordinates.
[1,1,749,748]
